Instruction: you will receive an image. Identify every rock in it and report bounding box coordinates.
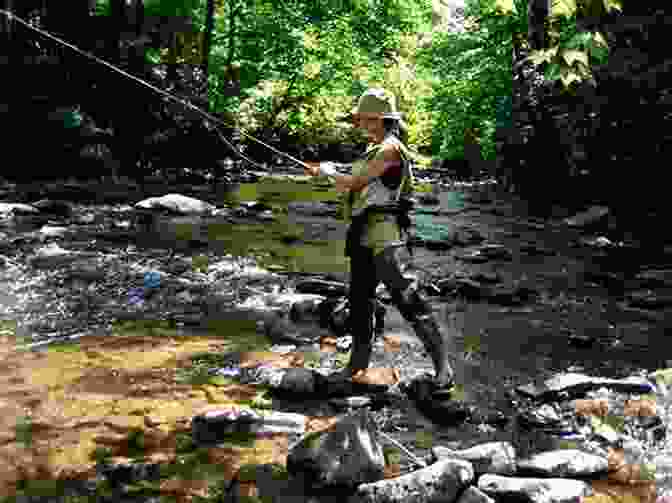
[0,202,38,215]
[419,193,440,205]
[288,201,338,217]
[515,373,656,402]
[563,206,610,227]
[488,285,538,306]
[470,272,501,284]
[134,194,215,215]
[289,297,325,324]
[516,449,609,478]
[432,442,516,475]
[627,290,672,310]
[287,409,385,488]
[455,250,490,263]
[478,474,592,503]
[32,199,73,217]
[295,278,349,298]
[520,243,557,256]
[477,244,512,261]
[456,486,495,503]
[635,269,672,289]
[402,377,470,426]
[350,458,474,503]
[517,403,571,432]
[264,313,324,346]
[38,225,69,238]
[30,243,84,269]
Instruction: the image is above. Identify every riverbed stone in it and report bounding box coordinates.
[478,474,592,503]
[515,373,656,402]
[287,409,385,488]
[0,202,38,215]
[516,449,609,478]
[134,194,215,215]
[32,199,73,217]
[456,486,495,503]
[349,458,474,503]
[432,441,517,475]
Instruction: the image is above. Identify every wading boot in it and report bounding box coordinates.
[412,314,455,398]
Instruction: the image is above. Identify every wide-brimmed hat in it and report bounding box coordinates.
[338,88,404,122]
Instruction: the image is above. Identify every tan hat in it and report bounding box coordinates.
[338,88,404,122]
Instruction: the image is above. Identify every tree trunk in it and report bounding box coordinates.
[527,0,550,50]
[108,0,126,63]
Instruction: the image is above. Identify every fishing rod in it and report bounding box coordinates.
[0,9,312,173]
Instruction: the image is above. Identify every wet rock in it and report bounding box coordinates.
[520,243,557,256]
[295,278,349,298]
[402,377,470,426]
[32,199,73,218]
[432,442,517,475]
[30,243,87,269]
[288,201,339,217]
[263,313,323,346]
[517,403,571,432]
[456,486,495,503]
[287,409,385,488]
[38,225,69,239]
[0,202,38,215]
[350,458,474,503]
[290,297,325,324]
[564,206,610,227]
[470,272,501,284]
[134,193,215,215]
[488,285,538,306]
[515,373,656,402]
[478,474,592,503]
[516,449,609,478]
[635,268,672,289]
[419,193,440,205]
[455,250,490,263]
[626,290,672,310]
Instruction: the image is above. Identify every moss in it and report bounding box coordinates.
[414,430,434,449]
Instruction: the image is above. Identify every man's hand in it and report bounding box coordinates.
[303,162,320,177]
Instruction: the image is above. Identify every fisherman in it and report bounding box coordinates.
[304,88,454,396]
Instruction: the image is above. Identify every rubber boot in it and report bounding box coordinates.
[411,314,454,395]
[344,299,376,376]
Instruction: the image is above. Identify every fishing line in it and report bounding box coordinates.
[0,9,311,172]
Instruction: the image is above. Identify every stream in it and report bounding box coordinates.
[0,175,671,501]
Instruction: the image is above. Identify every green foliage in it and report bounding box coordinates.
[416,0,521,160]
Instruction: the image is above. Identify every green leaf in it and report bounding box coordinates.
[562,49,589,67]
[544,62,563,81]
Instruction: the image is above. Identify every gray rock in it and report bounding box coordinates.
[32,199,73,217]
[515,373,656,402]
[563,206,609,227]
[627,290,672,310]
[432,442,516,476]
[134,193,215,214]
[635,269,672,289]
[0,202,38,215]
[349,458,474,503]
[516,449,608,477]
[287,409,385,488]
[478,474,592,503]
[456,486,495,503]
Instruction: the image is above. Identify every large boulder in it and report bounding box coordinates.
[432,442,516,476]
[287,409,385,488]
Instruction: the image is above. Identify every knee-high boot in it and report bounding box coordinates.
[397,288,454,390]
[411,313,454,389]
[347,299,376,374]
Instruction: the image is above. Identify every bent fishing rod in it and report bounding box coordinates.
[0,9,312,173]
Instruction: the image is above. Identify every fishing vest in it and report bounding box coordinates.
[344,135,415,253]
